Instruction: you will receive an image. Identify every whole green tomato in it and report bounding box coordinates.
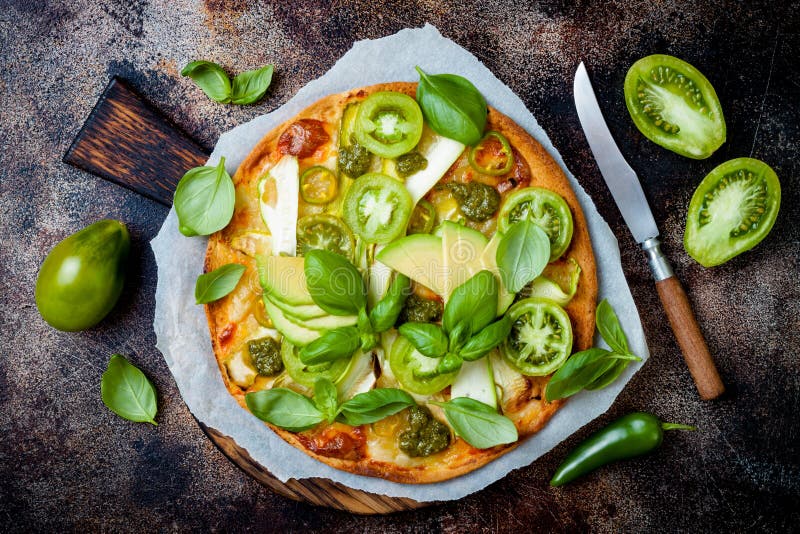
[35,220,130,331]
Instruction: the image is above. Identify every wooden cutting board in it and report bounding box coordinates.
[64,77,427,514]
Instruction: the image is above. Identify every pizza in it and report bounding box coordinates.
[203,81,597,483]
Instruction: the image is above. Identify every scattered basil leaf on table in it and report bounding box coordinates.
[496,219,551,292]
[194,263,246,304]
[304,249,366,315]
[174,158,235,237]
[182,61,274,105]
[230,64,274,105]
[397,322,448,358]
[338,388,416,426]
[181,60,232,103]
[459,315,512,361]
[313,378,339,423]
[431,397,518,449]
[245,388,324,432]
[442,270,497,334]
[415,66,487,145]
[299,326,360,365]
[101,354,158,425]
[545,299,642,401]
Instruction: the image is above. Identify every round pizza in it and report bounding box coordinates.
[203,80,597,483]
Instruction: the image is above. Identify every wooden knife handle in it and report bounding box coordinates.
[655,276,724,400]
[643,237,725,400]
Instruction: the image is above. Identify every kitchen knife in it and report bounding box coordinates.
[573,62,724,400]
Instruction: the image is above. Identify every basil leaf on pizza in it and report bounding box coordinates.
[304,249,366,315]
[397,322,448,358]
[194,263,246,304]
[431,398,518,449]
[313,378,339,423]
[338,389,415,426]
[415,67,487,145]
[245,388,325,432]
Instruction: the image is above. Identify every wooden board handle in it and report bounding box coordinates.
[656,276,725,400]
[63,77,210,206]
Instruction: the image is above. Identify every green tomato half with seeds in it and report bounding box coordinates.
[624,54,726,159]
[35,220,130,331]
[685,158,780,267]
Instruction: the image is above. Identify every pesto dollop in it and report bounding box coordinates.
[398,405,451,457]
[337,140,371,178]
[397,294,442,325]
[248,336,283,376]
[396,152,428,177]
[449,182,500,222]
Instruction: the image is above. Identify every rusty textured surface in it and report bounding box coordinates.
[1,0,798,531]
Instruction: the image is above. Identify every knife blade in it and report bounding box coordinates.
[573,63,658,244]
[573,61,725,400]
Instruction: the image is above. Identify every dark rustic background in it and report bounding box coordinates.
[1,1,798,531]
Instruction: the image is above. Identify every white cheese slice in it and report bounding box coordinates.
[404,130,465,204]
[258,155,299,256]
[450,357,497,409]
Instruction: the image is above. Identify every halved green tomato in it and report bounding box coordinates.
[296,213,355,260]
[355,92,424,158]
[498,187,574,261]
[407,199,436,235]
[343,173,413,244]
[624,54,726,159]
[501,298,573,376]
[389,336,457,395]
[685,157,780,267]
[281,339,350,388]
[468,131,514,176]
[300,166,338,204]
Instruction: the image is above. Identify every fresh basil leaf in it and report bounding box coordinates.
[101,354,158,425]
[230,64,274,105]
[596,299,629,354]
[447,320,472,353]
[181,60,232,103]
[431,397,517,449]
[194,263,246,304]
[442,270,498,334]
[304,249,366,315]
[415,67,487,145]
[496,220,550,293]
[460,316,513,361]
[545,348,616,401]
[585,359,630,391]
[338,388,415,425]
[245,388,324,431]
[436,352,463,374]
[299,326,360,364]
[369,274,410,332]
[174,158,235,237]
[398,322,448,358]
[313,378,339,423]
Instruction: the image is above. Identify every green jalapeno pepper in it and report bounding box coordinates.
[468,130,514,176]
[550,412,696,486]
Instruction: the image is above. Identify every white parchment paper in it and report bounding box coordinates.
[151,24,648,501]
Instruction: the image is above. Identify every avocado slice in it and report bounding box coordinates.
[267,295,328,320]
[256,255,314,306]
[376,234,446,296]
[440,222,488,300]
[262,297,321,346]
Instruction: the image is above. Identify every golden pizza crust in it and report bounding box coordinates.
[203,82,598,483]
